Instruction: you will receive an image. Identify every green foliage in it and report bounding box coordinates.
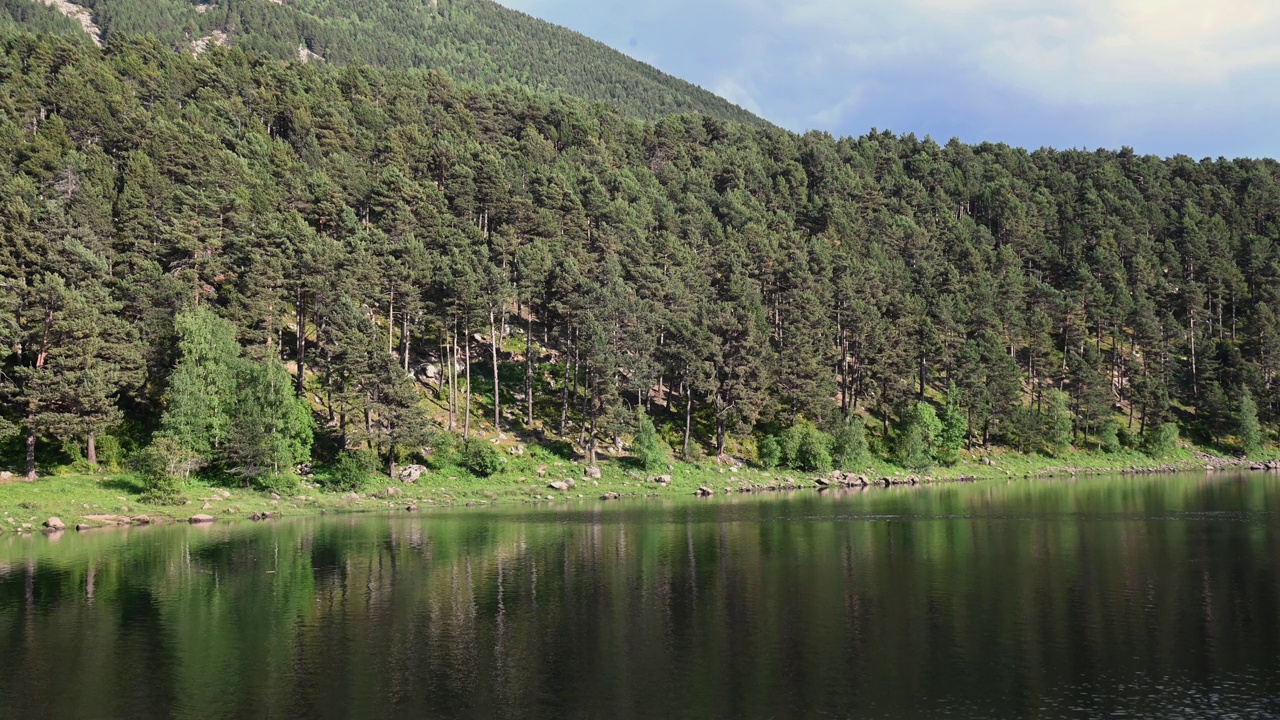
[159,309,241,459]
[224,359,315,479]
[1042,390,1074,457]
[324,449,380,492]
[131,436,200,504]
[461,438,503,477]
[1238,388,1262,456]
[773,421,833,472]
[756,435,781,470]
[897,402,942,470]
[936,384,967,466]
[1142,423,1180,458]
[632,413,670,472]
[831,417,868,470]
[1098,420,1122,454]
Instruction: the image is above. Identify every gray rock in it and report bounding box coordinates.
[342,492,361,501]
[189,514,216,524]
[548,481,569,491]
[43,517,65,531]
[405,505,419,512]
[399,464,428,483]
[600,491,620,501]
[585,466,602,479]
[385,487,401,498]
[695,486,714,497]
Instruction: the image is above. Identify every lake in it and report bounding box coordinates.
[2,472,1279,719]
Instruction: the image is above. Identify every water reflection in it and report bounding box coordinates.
[1,473,1279,719]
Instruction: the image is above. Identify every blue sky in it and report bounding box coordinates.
[498,0,1280,159]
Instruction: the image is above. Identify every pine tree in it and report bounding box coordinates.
[1238,387,1262,457]
[936,383,967,466]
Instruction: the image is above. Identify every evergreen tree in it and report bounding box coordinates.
[1238,387,1263,457]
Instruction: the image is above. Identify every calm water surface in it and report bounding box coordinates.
[2,473,1280,719]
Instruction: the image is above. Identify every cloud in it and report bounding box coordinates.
[495,0,1280,156]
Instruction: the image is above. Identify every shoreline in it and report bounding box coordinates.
[2,449,1276,536]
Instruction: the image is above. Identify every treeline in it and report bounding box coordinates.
[0,0,761,125]
[1,32,1278,486]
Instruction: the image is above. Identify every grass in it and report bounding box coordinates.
[2,436,1271,535]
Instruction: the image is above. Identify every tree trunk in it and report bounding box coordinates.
[683,382,693,458]
[464,325,472,440]
[295,289,306,396]
[490,310,500,433]
[526,308,534,427]
[25,428,37,481]
[87,433,97,469]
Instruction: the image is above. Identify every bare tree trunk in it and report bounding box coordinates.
[490,309,501,433]
[295,289,306,395]
[402,312,410,372]
[464,324,472,440]
[526,308,534,427]
[559,336,571,436]
[25,428,37,481]
[87,433,97,469]
[683,381,693,458]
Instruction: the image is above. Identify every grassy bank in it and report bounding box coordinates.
[1,441,1273,535]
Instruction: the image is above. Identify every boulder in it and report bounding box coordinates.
[202,503,213,510]
[384,487,401,498]
[189,514,216,524]
[43,517,65,531]
[585,466,603,479]
[270,493,281,501]
[0,471,12,481]
[652,475,673,485]
[565,478,576,488]
[695,486,714,497]
[131,516,151,525]
[399,464,427,483]
[342,492,361,501]
[405,505,419,512]
[814,478,830,487]
[600,491,620,501]
[548,481,569,491]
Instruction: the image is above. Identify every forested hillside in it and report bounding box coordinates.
[0,0,761,125]
[1,32,1278,487]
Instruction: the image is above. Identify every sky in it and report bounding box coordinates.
[497,0,1280,159]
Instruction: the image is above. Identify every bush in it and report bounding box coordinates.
[95,434,126,472]
[1098,420,1122,454]
[1142,422,1180,458]
[462,438,504,477]
[794,425,833,472]
[756,435,782,469]
[256,471,301,495]
[831,418,868,470]
[132,436,201,505]
[324,449,379,492]
[632,413,671,471]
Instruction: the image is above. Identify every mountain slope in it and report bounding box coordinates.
[0,0,764,125]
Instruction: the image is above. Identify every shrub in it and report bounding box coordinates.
[756,435,782,469]
[324,449,379,492]
[831,418,868,470]
[95,434,126,472]
[256,471,301,495]
[632,413,671,471]
[1098,420,1122,454]
[794,425,833,472]
[896,402,941,470]
[132,436,201,504]
[1142,422,1180,458]
[462,438,503,477]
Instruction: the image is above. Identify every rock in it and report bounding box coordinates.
[250,513,262,521]
[399,464,427,483]
[405,505,419,512]
[189,514,216,524]
[43,517,65,531]
[509,444,525,456]
[75,524,90,532]
[342,492,360,501]
[218,489,231,499]
[585,466,602,479]
[385,487,401,498]
[652,475,672,485]
[548,481,569,491]
[814,478,830,487]
[566,478,576,488]
[131,516,151,525]
[695,486,714,497]
[536,465,548,478]
[21,523,32,531]
[0,471,12,481]
[982,457,996,466]
[600,491,620,501]
[202,503,213,510]
[270,493,281,501]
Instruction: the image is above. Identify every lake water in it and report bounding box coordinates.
[2,473,1279,719]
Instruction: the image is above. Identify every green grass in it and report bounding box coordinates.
[0,440,1270,535]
